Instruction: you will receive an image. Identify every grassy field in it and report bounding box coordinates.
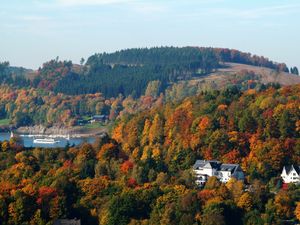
[82,122,114,134]
[0,119,11,126]
[71,122,112,136]
[83,122,105,129]
[81,115,91,121]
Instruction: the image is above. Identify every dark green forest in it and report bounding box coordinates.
[1,47,298,99]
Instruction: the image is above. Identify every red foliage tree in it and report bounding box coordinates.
[127,178,137,188]
[120,160,134,174]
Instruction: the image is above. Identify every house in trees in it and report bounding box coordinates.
[90,115,108,123]
[281,165,300,184]
[193,160,244,186]
[76,119,89,126]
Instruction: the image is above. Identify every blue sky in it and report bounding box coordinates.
[1,0,299,69]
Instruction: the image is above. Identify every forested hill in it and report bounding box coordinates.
[54,47,221,97]
[0,62,32,87]
[112,84,300,180]
[1,47,299,99]
[87,47,289,71]
[52,47,297,97]
[87,47,219,69]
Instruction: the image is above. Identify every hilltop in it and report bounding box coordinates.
[0,47,299,128]
[189,62,300,89]
[214,63,300,85]
[3,47,298,98]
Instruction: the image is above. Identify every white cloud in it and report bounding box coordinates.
[236,3,300,19]
[179,2,300,21]
[57,0,134,6]
[55,0,167,16]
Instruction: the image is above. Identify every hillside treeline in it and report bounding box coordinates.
[0,85,300,224]
[113,84,300,181]
[2,47,297,99]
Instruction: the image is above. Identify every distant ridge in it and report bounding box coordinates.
[1,47,298,98]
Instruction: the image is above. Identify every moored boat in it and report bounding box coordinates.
[33,138,59,144]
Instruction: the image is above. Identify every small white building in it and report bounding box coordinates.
[281,165,300,184]
[193,160,244,186]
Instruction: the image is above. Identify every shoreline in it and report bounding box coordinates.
[14,125,108,138]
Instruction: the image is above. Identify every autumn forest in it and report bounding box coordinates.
[0,47,300,225]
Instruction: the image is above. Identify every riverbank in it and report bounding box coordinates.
[16,125,108,138]
[0,125,14,133]
[0,132,97,148]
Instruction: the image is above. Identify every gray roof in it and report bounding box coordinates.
[193,160,221,170]
[92,115,107,120]
[284,165,300,175]
[220,164,239,173]
[208,161,221,170]
[193,160,206,169]
[193,160,242,174]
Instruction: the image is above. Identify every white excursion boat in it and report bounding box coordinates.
[33,138,59,144]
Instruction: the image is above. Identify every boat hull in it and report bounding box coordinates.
[33,139,59,144]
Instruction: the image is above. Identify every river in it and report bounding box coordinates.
[0,132,95,148]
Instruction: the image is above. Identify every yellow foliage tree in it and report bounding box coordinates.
[152,146,161,160]
[205,176,221,190]
[112,123,124,143]
[295,202,300,221]
[1,141,9,152]
[237,192,253,211]
[274,190,293,218]
[149,114,163,145]
[226,178,244,203]
[141,119,151,146]
[141,146,151,161]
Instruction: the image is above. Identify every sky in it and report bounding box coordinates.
[0,0,299,70]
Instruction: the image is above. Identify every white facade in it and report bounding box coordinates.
[219,170,232,183]
[281,165,300,184]
[193,160,244,186]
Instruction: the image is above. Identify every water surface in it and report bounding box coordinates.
[0,132,95,148]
